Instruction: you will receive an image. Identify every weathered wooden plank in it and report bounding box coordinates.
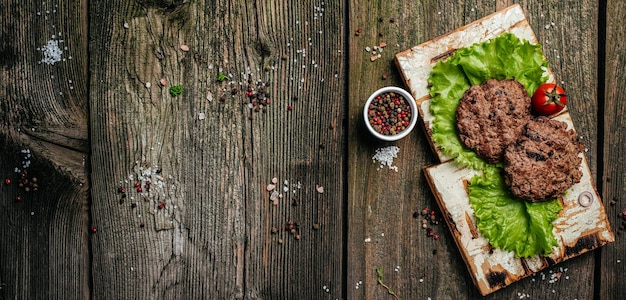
[240,1,345,298]
[0,1,90,299]
[601,1,626,299]
[347,1,491,299]
[494,1,602,299]
[348,0,600,299]
[424,113,612,295]
[89,0,344,298]
[397,5,612,295]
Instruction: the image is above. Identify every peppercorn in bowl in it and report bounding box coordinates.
[363,86,418,141]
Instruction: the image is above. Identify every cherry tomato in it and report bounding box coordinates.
[531,83,567,116]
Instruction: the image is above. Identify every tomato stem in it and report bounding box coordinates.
[542,87,566,107]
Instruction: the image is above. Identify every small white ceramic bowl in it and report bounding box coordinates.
[363,86,418,141]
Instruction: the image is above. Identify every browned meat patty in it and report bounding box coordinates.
[503,117,584,202]
[456,79,532,164]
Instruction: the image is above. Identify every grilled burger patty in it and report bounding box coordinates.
[503,117,584,202]
[456,79,532,164]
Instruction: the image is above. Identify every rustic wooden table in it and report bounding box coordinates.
[1,0,624,299]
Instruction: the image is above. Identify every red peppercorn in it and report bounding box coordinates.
[90,227,97,234]
[4,178,10,185]
[15,196,22,202]
[158,203,165,209]
[288,105,293,111]
[137,187,142,193]
[134,182,140,188]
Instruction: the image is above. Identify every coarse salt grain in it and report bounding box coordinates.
[372,146,400,172]
[40,40,63,65]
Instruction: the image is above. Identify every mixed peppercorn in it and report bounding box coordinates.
[266,177,321,243]
[5,172,39,202]
[367,92,413,136]
[415,207,442,240]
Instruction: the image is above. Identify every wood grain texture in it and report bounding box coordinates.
[424,114,613,296]
[516,2,600,299]
[88,0,344,299]
[601,1,626,299]
[0,1,90,299]
[347,1,493,299]
[348,1,600,299]
[1,0,622,299]
[397,5,613,295]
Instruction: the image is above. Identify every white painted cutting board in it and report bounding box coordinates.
[395,4,614,296]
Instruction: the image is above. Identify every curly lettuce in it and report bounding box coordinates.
[428,33,548,168]
[469,166,562,257]
[427,33,561,257]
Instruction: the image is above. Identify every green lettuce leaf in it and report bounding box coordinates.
[427,33,560,257]
[428,32,548,168]
[468,166,562,257]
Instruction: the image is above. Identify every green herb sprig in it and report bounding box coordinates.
[169,85,183,97]
[217,71,229,82]
[376,267,401,300]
